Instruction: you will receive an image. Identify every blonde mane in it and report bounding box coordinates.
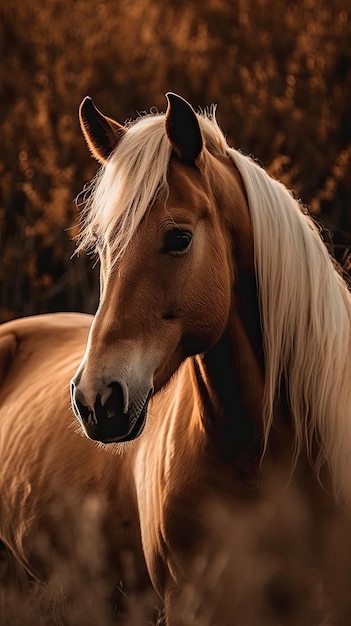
[77,108,225,265]
[78,107,351,501]
[229,148,351,501]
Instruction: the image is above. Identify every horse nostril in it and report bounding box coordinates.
[75,397,92,423]
[95,381,126,419]
[92,381,131,440]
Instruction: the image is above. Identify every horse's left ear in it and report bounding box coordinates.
[79,96,126,163]
[165,93,203,165]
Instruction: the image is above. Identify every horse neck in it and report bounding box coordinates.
[191,264,265,478]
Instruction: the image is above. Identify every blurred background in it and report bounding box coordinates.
[1,0,350,323]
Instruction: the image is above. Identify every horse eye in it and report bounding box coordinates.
[163,230,192,254]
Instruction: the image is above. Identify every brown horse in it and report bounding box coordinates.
[2,93,351,624]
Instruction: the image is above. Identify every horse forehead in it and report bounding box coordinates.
[166,159,208,209]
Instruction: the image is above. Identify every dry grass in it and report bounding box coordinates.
[0,494,162,626]
[1,480,351,625]
[0,581,163,626]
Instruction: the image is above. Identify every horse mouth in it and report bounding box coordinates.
[104,400,149,444]
[92,392,152,444]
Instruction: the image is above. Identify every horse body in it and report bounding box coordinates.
[2,93,351,624]
[0,313,156,617]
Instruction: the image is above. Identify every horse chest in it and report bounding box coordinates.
[135,430,242,596]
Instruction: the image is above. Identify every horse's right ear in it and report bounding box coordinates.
[79,97,126,163]
[165,92,203,165]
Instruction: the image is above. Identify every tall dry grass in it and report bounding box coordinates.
[1,478,351,625]
[0,493,162,625]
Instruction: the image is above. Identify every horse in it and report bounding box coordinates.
[2,92,351,624]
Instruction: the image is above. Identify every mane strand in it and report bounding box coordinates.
[76,114,172,266]
[229,148,351,501]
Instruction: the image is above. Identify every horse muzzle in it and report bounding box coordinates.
[70,379,153,443]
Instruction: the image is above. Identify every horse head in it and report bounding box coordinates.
[71,93,254,445]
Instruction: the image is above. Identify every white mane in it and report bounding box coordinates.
[77,109,225,265]
[229,148,351,501]
[78,107,351,500]
[77,114,171,264]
